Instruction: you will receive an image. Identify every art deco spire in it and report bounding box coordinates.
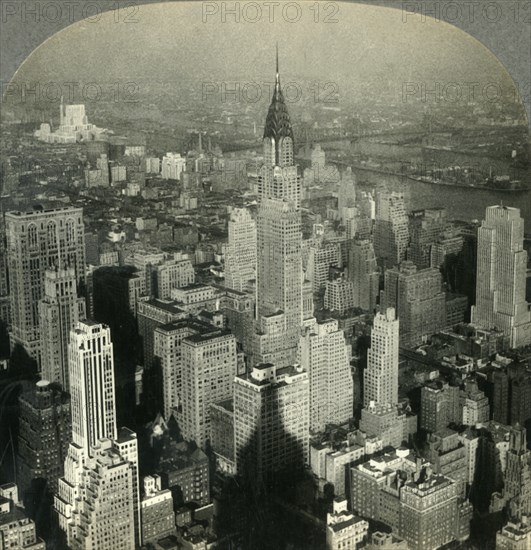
[263,45,294,146]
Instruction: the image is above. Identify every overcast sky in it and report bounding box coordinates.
[8,1,518,100]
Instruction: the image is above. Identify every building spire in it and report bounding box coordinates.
[262,43,294,164]
[276,42,279,86]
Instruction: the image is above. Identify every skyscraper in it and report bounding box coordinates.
[501,424,531,521]
[179,329,237,449]
[408,208,447,269]
[0,216,10,332]
[63,439,137,550]
[347,238,379,312]
[223,207,257,293]
[373,191,409,270]
[153,318,216,419]
[5,206,85,362]
[300,318,353,433]
[381,261,446,347]
[252,52,302,367]
[38,267,85,390]
[17,381,71,496]
[234,363,309,484]
[337,167,357,213]
[359,304,417,445]
[68,321,117,455]
[306,242,341,293]
[364,308,399,408]
[471,205,531,348]
[56,321,140,549]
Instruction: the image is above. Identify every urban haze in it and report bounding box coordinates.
[0,2,531,550]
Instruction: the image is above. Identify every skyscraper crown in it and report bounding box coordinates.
[263,45,294,146]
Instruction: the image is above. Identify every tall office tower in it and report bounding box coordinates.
[311,143,326,179]
[306,242,342,293]
[0,217,10,332]
[501,424,531,521]
[373,191,409,269]
[56,321,140,549]
[223,207,257,292]
[38,267,85,389]
[337,167,356,212]
[347,239,379,312]
[64,439,137,550]
[93,266,146,318]
[460,379,490,426]
[491,363,531,426]
[300,318,353,433]
[17,381,71,496]
[68,321,117,454]
[471,205,531,348]
[179,330,237,449]
[381,261,446,347]
[153,319,215,419]
[420,380,461,433]
[5,206,85,362]
[137,297,187,368]
[234,363,309,485]
[426,429,468,497]
[408,208,447,269]
[113,427,141,547]
[252,53,302,367]
[364,308,399,408]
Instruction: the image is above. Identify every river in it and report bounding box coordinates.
[351,167,531,232]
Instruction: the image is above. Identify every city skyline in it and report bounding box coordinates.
[1,4,531,550]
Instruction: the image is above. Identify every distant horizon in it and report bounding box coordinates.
[3,2,525,119]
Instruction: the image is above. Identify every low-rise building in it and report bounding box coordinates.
[140,475,175,546]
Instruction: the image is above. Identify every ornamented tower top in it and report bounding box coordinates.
[263,45,294,167]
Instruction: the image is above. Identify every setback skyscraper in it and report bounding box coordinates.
[56,321,141,549]
[5,206,85,363]
[39,267,85,390]
[373,191,409,270]
[300,318,353,433]
[17,381,71,496]
[364,308,400,408]
[381,261,446,348]
[347,238,379,312]
[252,52,303,366]
[471,205,531,348]
[223,207,257,293]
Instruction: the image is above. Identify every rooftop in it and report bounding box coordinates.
[184,329,232,344]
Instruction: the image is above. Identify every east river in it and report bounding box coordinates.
[351,167,531,232]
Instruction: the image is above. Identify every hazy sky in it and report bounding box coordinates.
[9,1,519,99]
